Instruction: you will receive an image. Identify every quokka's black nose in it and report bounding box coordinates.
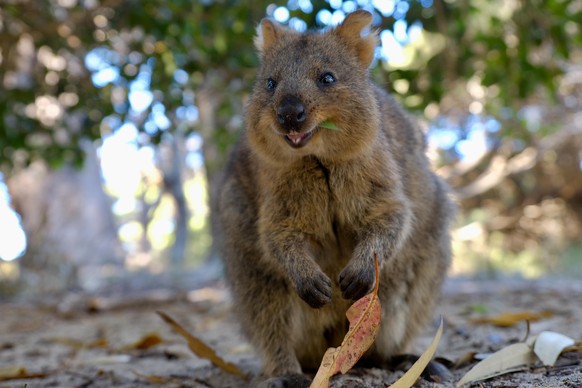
[277,95,306,127]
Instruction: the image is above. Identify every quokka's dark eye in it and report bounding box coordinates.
[266,78,277,90]
[318,72,336,85]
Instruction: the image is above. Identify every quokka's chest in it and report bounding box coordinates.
[263,159,376,231]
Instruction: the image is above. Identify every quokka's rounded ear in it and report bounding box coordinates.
[254,18,283,54]
[334,10,378,67]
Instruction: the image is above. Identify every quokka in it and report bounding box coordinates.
[216,10,455,387]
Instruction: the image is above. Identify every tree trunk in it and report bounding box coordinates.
[196,73,229,264]
[159,134,189,268]
[7,141,124,295]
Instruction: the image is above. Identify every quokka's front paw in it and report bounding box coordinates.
[292,268,332,308]
[339,257,376,300]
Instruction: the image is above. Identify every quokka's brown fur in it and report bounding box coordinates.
[216,10,455,387]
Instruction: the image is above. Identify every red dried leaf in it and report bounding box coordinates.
[311,253,382,387]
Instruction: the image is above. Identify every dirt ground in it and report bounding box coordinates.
[1,277,582,388]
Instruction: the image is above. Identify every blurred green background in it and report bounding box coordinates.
[1,0,581,298]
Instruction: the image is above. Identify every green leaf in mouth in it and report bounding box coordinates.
[319,119,341,131]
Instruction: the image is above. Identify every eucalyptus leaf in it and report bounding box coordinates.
[319,120,341,131]
[456,342,538,386]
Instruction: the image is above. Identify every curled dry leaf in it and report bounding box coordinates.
[157,311,248,379]
[456,342,538,386]
[457,330,578,386]
[311,253,381,388]
[533,331,575,366]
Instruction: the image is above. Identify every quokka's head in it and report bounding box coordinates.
[246,10,381,164]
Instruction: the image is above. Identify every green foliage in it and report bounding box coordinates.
[0,2,99,171]
[384,0,580,121]
[2,1,580,279]
[0,0,271,173]
[319,120,342,131]
[1,0,580,173]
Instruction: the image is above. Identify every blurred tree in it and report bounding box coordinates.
[1,0,581,286]
[398,0,582,271]
[8,142,124,294]
[0,0,272,284]
[0,0,126,291]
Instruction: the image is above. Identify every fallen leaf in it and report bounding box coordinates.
[75,354,132,366]
[127,332,164,350]
[311,253,381,388]
[456,341,538,386]
[44,337,108,349]
[0,367,26,381]
[453,352,478,369]
[390,317,444,388]
[157,311,248,379]
[0,366,49,381]
[133,370,173,384]
[470,310,554,327]
[533,331,575,366]
[319,119,341,131]
[563,342,582,353]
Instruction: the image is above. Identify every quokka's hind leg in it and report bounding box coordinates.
[229,262,312,387]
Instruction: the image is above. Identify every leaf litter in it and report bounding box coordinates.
[457,327,579,386]
[1,278,582,386]
[0,366,49,382]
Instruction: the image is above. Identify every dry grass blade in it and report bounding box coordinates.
[157,311,248,379]
[389,317,444,388]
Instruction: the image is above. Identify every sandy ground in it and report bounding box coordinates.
[1,277,582,387]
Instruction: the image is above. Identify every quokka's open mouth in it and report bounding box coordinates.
[284,128,317,148]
